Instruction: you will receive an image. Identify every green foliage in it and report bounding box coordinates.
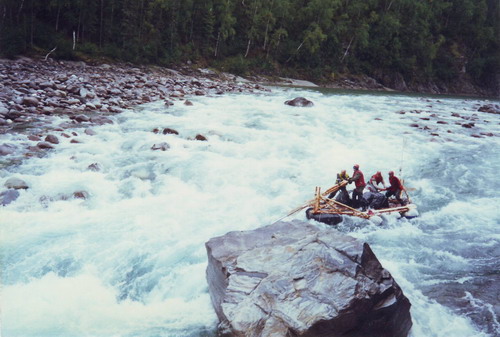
[0,0,496,87]
[222,55,250,75]
[53,37,76,60]
[0,26,26,58]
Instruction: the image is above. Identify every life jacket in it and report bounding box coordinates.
[372,173,383,185]
[353,170,365,188]
[389,175,403,191]
[337,171,350,183]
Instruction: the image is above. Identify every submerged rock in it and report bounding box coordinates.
[162,127,179,135]
[284,97,314,107]
[478,104,499,114]
[206,220,412,337]
[195,134,207,141]
[0,189,20,206]
[37,141,55,149]
[151,142,170,151]
[45,134,59,144]
[0,143,16,156]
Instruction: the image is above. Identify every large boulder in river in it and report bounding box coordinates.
[284,97,314,107]
[4,177,29,190]
[205,220,412,337]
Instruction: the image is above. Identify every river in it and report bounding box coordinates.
[1,86,499,336]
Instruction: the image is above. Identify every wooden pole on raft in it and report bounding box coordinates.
[368,204,415,216]
[327,199,370,219]
[270,181,350,223]
[313,187,321,213]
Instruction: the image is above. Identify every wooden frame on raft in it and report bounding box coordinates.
[285,181,415,221]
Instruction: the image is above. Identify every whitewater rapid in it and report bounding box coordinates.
[1,87,499,337]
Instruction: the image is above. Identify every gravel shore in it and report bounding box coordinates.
[0,57,269,159]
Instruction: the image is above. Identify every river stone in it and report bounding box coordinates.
[4,177,29,190]
[0,143,16,155]
[74,114,91,122]
[22,96,40,106]
[163,127,179,135]
[151,142,170,151]
[284,97,314,107]
[0,102,8,114]
[0,189,20,206]
[37,141,55,149]
[45,134,59,144]
[206,220,412,337]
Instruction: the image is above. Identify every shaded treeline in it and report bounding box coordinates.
[0,0,498,86]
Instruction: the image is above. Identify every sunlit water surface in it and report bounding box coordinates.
[1,87,499,337]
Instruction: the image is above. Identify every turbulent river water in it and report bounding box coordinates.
[1,86,499,337]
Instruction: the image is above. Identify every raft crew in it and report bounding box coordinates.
[332,166,407,209]
[381,171,405,205]
[348,164,367,210]
[367,171,386,192]
[328,169,350,199]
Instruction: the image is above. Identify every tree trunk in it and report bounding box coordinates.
[340,36,354,63]
[99,0,104,48]
[245,38,251,58]
[285,40,304,63]
[55,4,61,31]
[387,0,394,11]
[0,5,6,31]
[77,10,81,43]
[245,0,259,58]
[17,0,25,20]
[29,2,33,47]
[263,19,269,50]
[214,30,220,57]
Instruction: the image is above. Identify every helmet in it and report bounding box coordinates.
[388,171,394,176]
[353,164,359,170]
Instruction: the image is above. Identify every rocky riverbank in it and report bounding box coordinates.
[1,57,499,161]
[0,57,269,158]
[253,72,499,98]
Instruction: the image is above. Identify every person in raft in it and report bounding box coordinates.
[366,171,386,192]
[348,164,367,209]
[328,169,350,199]
[381,171,405,205]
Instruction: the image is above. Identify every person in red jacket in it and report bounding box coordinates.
[367,171,386,192]
[383,171,405,205]
[348,164,367,209]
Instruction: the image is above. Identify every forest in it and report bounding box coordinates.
[0,0,498,88]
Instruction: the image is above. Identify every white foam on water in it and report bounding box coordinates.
[1,88,499,336]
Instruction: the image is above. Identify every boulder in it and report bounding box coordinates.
[73,114,91,122]
[151,142,170,151]
[284,97,314,107]
[0,143,16,156]
[45,134,59,144]
[73,190,89,199]
[22,96,40,106]
[87,163,102,171]
[478,104,499,114]
[4,177,29,189]
[206,220,412,337]
[37,141,55,149]
[163,128,179,135]
[0,189,20,206]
